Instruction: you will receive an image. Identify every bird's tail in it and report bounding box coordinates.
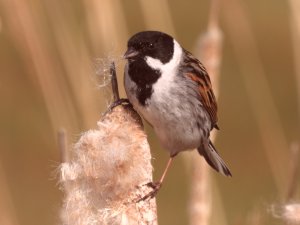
[197,140,232,177]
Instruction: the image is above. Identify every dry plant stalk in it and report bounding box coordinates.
[224,0,299,223]
[0,161,19,225]
[271,143,300,225]
[139,0,175,34]
[287,6,300,224]
[289,0,300,117]
[0,0,81,134]
[60,105,157,225]
[83,0,128,53]
[189,0,223,224]
[285,143,299,202]
[1,0,126,137]
[223,0,289,197]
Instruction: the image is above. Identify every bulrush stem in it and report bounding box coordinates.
[189,0,223,225]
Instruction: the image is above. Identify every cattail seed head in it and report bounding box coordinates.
[60,105,157,225]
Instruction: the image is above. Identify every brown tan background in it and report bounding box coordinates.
[0,0,299,224]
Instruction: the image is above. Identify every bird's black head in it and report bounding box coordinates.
[124,31,174,64]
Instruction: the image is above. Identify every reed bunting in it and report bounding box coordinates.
[123,31,231,198]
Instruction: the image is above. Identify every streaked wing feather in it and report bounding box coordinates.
[182,50,218,128]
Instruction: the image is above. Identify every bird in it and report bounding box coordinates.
[123,31,231,199]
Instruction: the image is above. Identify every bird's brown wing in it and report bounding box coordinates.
[182,50,218,129]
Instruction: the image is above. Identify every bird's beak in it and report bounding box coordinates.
[123,47,139,59]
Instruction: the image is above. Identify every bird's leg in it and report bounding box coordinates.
[138,156,175,202]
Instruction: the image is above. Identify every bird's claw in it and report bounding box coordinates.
[103,98,131,116]
[137,181,162,202]
[109,98,130,109]
[145,181,161,189]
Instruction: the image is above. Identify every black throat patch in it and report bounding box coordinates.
[128,59,161,106]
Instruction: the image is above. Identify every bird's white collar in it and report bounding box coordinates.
[145,40,182,74]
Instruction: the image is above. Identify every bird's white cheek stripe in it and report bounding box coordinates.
[144,40,183,104]
[145,40,182,75]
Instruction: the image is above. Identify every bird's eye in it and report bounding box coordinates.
[144,42,154,49]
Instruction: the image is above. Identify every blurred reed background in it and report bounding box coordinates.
[0,0,299,225]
